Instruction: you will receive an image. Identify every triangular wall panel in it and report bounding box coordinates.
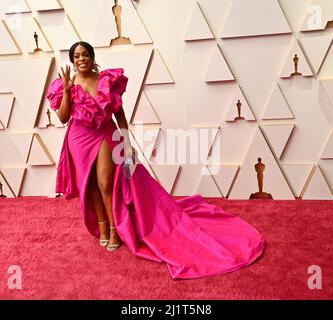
[0,20,21,55]
[280,39,314,78]
[9,133,34,164]
[300,33,333,74]
[221,0,292,38]
[18,166,55,196]
[131,91,161,125]
[184,1,214,41]
[145,49,174,85]
[188,126,221,161]
[204,44,235,82]
[27,133,55,166]
[151,164,180,194]
[262,84,294,120]
[261,124,295,159]
[302,165,333,199]
[36,127,67,164]
[195,173,222,197]
[282,163,315,197]
[207,164,240,197]
[172,164,211,196]
[0,167,26,197]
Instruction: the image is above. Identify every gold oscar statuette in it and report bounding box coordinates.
[33,32,42,52]
[234,100,245,121]
[110,0,131,46]
[291,54,302,77]
[250,157,273,199]
[46,109,55,128]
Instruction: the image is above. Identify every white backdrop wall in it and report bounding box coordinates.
[0,0,333,199]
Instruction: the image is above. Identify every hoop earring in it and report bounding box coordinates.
[73,66,77,73]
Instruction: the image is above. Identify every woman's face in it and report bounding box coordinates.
[73,45,93,73]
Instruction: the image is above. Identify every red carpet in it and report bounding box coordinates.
[0,197,332,300]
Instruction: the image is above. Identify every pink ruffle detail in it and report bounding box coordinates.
[46,68,128,129]
[97,68,128,114]
[46,78,65,111]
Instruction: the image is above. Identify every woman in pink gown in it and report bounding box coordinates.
[47,41,265,279]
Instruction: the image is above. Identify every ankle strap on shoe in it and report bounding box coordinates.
[110,225,116,230]
[98,220,108,224]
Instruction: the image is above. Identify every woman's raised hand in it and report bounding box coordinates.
[58,65,76,91]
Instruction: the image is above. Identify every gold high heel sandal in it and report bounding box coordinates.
[107,225,120,252]
[98,220,109,247]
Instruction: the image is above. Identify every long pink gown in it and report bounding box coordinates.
[47,68,265,279]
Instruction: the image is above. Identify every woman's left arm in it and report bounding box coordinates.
[114,107,135,158]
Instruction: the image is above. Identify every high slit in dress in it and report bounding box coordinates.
[47,68,265,280]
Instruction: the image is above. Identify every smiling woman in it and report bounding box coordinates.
[46,41,265,280]
[47,41,134,252]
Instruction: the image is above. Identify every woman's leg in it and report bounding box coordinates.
[88,161,110,242]
[95,139,121,247]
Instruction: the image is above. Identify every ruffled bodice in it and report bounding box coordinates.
[46,68,128,129]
